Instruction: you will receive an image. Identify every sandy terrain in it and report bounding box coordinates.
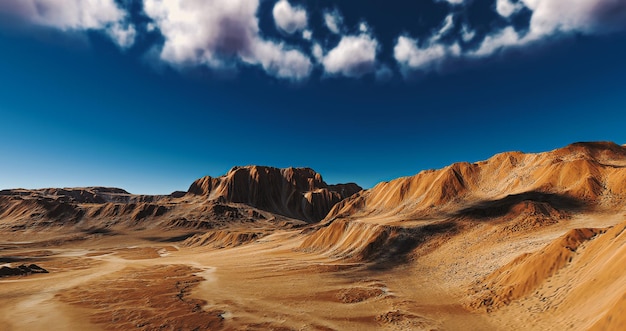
[0,229,491,330]
[1,142,625,330]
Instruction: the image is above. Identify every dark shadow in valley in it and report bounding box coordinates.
[453,191,585,220]
[143,232,202,243]
[365,221,458,272]
[82,227,115,235]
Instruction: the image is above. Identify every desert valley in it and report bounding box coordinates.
[1,141,625,331]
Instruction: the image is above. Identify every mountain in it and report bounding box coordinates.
[302,142,626,260]
[1,142,625,330]
[187,166,361,223]
[298,141,626,330]
[323,141,626,223]
[0,166,361,230]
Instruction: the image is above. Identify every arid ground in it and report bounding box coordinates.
[1,142,625,330]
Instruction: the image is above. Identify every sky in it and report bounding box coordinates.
[0,0,625,194]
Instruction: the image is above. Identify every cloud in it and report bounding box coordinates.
[323,10,343,34]
[143,0,311,80]
[0,0,135,48]
[496,0,523,18]
[108,23,136,49]
[395,0,626,75]
[470,26,525,57]
[461,25,476,42]
[522,0,626,36]
[375,65,393,82]
[433,14,455,40]
[272,0,307,34]
[312,43,323,63]
[245,40,312,80]
[359,22,369,33]
[394,36,460,73]
[438,0,466,5]
[4,0,625,82]
[322,34,379,78]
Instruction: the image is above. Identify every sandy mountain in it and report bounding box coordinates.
[186,166,361,223]
[298,141,626,330]
[1,142,624,330]
[302,141,626,263]
[0,166,361,231]
[323,141,626,224]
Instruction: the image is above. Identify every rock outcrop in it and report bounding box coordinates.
[186,166,362,223]
[0,264,49,277]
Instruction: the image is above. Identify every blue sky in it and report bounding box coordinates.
[1,0,625,194]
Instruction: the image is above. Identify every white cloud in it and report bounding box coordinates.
[461,25,476,42]
[246,40,312,80]
[438,0,466,5]
[323,10,343,34]
[359,22,368,33]
[312,43,323,63]
[322,34,378,78]
[108,23,136,49]
[433,14,455,40]
[496,0,524,17]
[0,0,135,47]
[143,0,312,80]
[394,36,460,72]
[302,29,312,40]
[395,0,626,76]
[522,0,626,36]
[470,26,525,57]
[272,0,307,34]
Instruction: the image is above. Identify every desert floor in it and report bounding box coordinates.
[1,208,623,331]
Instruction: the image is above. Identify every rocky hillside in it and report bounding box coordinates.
[324,141,626,224]
[187,166,361,223]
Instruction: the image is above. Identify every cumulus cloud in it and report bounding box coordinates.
[323,10,343,34]
[312,43,324,63]
[108,23,136,48]
[496,0,523,17]
[461,25,476,42]
[4,0,625,82]
[143,0,311,80]
[522,0,626,36]
[0,0,135,48]
[272,0,307,34]
[394,36,460,73]
[470,26,525,57]
[245,40,312,79]
[322,34,379,78]
[395,0,626,75]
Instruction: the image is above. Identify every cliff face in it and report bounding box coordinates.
[186,166,362,223]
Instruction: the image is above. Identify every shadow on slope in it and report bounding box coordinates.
[454,191,585,220]
[300,219,458,271]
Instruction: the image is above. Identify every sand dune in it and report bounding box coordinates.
[0,142,625,330]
